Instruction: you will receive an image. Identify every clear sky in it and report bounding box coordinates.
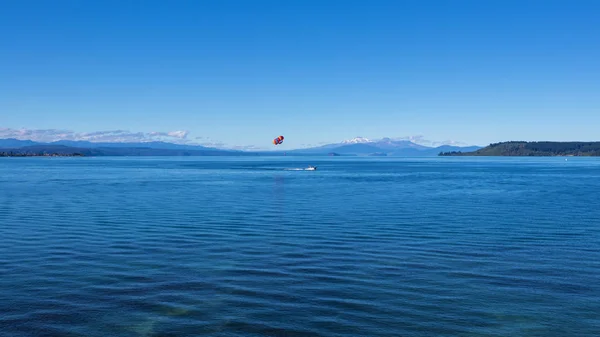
[1,0,599,149]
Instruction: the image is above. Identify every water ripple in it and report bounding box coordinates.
[1,157,599,336]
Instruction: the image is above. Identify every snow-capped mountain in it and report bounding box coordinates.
[341,137,372,144]
[337,137,429,149]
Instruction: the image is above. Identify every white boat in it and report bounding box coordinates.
[305,165,317,171]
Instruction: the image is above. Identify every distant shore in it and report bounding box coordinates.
[439,141,600,157]
[0,152,84,157]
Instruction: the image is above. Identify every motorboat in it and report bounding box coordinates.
[306,165,317,171]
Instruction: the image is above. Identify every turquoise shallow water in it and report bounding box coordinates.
[1,156,599,336]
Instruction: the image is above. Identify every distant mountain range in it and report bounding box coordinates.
[285,137,481,156]
[0,139,250,156]
[0,137,481,157]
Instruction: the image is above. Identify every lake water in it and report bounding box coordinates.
[1,156,599,336]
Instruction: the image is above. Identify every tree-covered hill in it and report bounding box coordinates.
[439,141,600,156]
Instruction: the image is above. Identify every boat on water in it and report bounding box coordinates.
[306,165,317,171]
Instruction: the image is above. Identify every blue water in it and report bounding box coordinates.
[1,157,599,336]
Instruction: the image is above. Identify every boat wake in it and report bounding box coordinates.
[284,166,317,171]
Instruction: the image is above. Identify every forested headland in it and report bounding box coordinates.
[439,141,600,156]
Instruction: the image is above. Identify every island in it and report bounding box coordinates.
[439,141,600,157]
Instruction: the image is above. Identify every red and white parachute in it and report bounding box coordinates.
[272,135,284,145]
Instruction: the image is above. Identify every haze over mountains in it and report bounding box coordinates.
[0,136,480,156]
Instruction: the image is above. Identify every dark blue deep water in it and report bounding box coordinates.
[1,157,599,336]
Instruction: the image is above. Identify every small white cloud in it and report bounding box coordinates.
[200,142,227,148]
[298,143,318,148]
[167,130,189,139]
[387,135,469,147]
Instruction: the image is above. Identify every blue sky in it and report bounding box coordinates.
[1,0,599,149]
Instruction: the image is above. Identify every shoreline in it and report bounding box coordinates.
[0,153,85,157]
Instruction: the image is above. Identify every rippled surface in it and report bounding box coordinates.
[1,156,600,336]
